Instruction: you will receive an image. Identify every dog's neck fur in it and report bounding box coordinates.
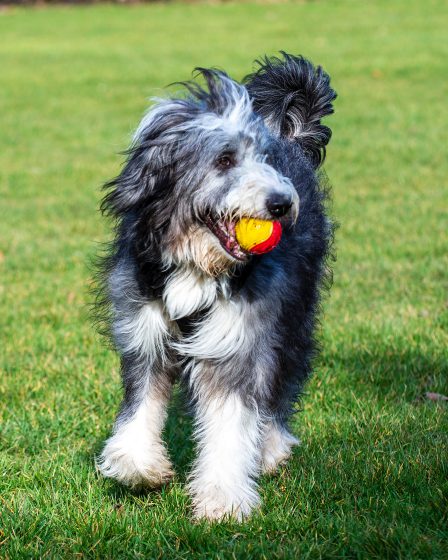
[133,233,247,321]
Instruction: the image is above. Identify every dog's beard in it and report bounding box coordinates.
[166,223,238,278]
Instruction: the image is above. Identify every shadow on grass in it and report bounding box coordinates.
[164,386,195,480]
[322,340,448,402]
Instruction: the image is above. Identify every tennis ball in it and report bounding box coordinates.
[235,217,282,254]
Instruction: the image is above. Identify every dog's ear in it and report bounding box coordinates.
[245,52,336,167]
[101,99,196,217]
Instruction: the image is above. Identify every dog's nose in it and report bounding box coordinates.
[266,193,293,218]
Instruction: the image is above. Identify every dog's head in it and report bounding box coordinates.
[102,53,336,277]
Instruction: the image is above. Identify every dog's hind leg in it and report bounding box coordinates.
[261,421,300,474]
[97,301,175,488]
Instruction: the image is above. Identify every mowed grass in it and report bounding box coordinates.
[1,0,447,557]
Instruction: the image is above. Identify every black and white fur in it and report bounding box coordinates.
[95,53,336,521]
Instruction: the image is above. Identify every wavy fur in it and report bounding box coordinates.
[93,53,336,522]
[245,52,337,167]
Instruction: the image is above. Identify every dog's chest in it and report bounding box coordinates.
[162,266,230,322]
[161,266,250,362]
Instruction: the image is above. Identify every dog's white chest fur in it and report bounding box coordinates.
[162,265,228,321]
[162,266,244,364]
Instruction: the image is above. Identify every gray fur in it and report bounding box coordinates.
[95,54,336,520]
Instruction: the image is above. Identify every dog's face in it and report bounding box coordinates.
[103,57,335,277]
[160,92,299,275]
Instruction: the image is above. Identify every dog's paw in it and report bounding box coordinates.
[97,436,174,489]
[190,484,260,522]
[261,424,300,474]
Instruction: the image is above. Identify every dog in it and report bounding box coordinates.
[95,52,336,521]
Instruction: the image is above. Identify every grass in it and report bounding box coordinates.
[0,0,447,557]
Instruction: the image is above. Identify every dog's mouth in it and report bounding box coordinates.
[204,215,249,261]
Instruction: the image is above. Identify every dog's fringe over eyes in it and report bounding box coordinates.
[93,52,336,522]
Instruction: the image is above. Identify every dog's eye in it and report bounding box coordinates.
[216,153,235,169]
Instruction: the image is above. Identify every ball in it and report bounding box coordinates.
[235,217,282,255]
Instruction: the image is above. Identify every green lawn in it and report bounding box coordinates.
[1,0,447,558]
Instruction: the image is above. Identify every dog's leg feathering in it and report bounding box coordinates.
[261,421,300,474]
[188,391,263,521]
[97,372,174,488]
[97,301,175,488]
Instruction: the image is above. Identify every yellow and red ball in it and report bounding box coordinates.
[235,217,282,255]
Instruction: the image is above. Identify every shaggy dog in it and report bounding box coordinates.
[96,52,336,521]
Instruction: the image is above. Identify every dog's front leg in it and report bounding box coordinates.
[97,301,175,488]
[188,388,262,521]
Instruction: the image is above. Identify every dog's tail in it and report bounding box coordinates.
[244,52,336,167]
